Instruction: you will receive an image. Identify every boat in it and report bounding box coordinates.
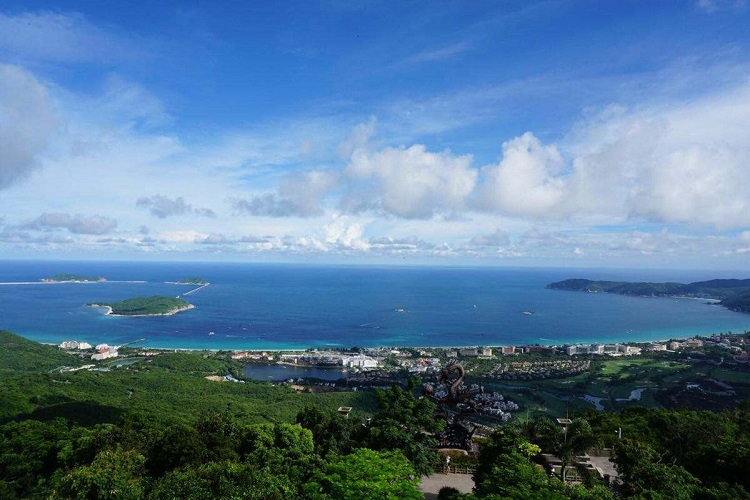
[522,311,535,316]
[208,331,215,336]
[395,307,405,313]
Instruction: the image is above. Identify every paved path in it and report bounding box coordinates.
[588,455,618,478]
[419,473,474,499]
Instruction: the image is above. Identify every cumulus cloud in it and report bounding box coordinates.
[136,195,216,219]
[468,230,511,247]
[566,83,750,228]
[346,144,477,218]
[0,64,58,189]
[468,81,750,229]
[323,216,368,250]
[476,132,566,218]
[21,213,117,235]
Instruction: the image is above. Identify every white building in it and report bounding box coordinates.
[59,340,94,350]
[341,355,378,369]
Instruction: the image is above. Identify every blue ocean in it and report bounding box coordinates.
[1,261,749,350]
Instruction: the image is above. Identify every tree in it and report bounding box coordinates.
[52,449,146,500]
[146,423,208,477]
[365,383,444,475]
[149,461,296,499]
[474,428,568,498]
[0,418,71,498]
[238,423,317,487]
[526,417,596,482]
[614,439,699,499]
[296,405,362,457]
[304,448,421,500]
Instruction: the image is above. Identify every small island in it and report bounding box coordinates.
[547,278,750,313]
[43,273,105,283]
[87,295,194,317]
[175,277,209,285]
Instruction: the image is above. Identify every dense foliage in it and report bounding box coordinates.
[0,331,80,374]
[88,296,192,316]
[5,332,750,498]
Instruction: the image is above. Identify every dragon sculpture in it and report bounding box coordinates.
[431,358,481,404]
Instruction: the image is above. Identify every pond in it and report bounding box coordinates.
[243,364,350,381]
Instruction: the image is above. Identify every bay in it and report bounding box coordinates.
[0,260,749,350]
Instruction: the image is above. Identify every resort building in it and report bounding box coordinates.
[566,343,641,356]
[58,340,93,350]
[340,355,378,369]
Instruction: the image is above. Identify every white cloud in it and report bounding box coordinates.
[477,132,566,218]
[0,11,140,64]
[566,82,750,228]
[136,195,216,219]
[346,144,477,218]
[21,213,117,235]
[469,230,511,247]
[405,41,472,64]
[323,215,368,250]
[695,0,747,13]
[0,64,59,189]
[232,170,338,218]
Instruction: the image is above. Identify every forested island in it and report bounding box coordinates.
[548,278,750,313]
[176,277,208,285]
[43,273,105,283]
[87,295,193,316]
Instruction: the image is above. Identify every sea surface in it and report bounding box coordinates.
[1,260,749,350]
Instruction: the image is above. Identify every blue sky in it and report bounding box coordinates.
[1,0,750,268]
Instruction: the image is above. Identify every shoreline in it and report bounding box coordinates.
[53,327,745,354]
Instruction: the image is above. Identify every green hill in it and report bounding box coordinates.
[721,290,750,313]
[0,330,80,374]
[547,278,750,313]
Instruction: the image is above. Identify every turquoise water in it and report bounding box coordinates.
[0,261,748,350]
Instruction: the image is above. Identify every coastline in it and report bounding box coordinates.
[74,326,746,353]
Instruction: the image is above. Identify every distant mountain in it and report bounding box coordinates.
[547,278,750,313]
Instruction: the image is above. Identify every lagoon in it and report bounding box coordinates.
[243,364,349,381]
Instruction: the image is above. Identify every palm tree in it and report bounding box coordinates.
[525,416,596,482]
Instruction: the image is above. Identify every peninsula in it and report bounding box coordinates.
[43,273,105,283]
[87,295,194,316]
[547,278,750,313]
